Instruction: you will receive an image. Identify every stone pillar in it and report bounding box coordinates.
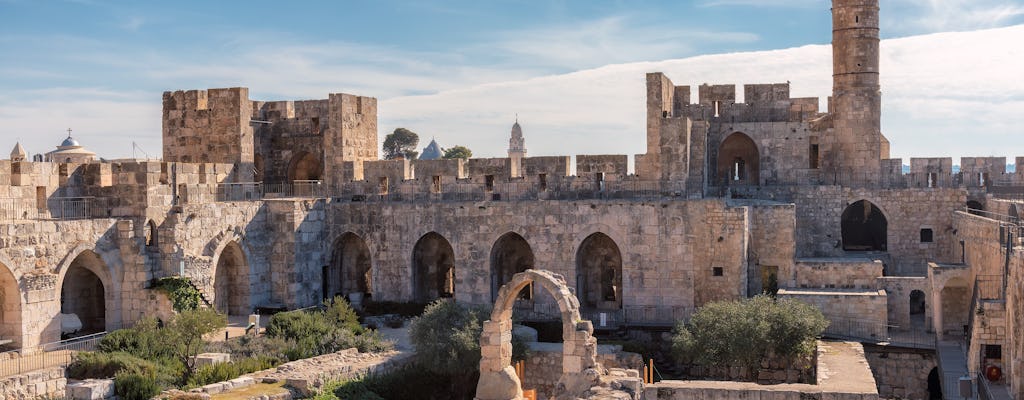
[476,319,524,400]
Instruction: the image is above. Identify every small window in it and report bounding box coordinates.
[432,176,442,193]
[485,175,495,192]
[809,144,820,169]
[712,267,724,277]
[36,186,46,211]
[855,15,859,23]
[595,173,605,191]
[145,220,158,248]
[920,228,934,243]
[538,174,548,191]
[311,117,320,135]
[378,177,389,195]
[927,173,937,188]
[984,345,1002,360]
[713,101,721,118]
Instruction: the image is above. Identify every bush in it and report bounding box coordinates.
[204,335,290,364]
[330,365,468,400]
[151,277,205,312]
[408,300,485,376]
[671,295,828,371]
[68,352,156,379]
[266,299,391,360]
[115,372,162,400]
[97,318,175,360]
[186,356,276,387]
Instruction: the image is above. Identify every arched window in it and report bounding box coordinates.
[412,232,455,302]
[717,132,759,186]
[214,242,250,315]
[490,233,535,302]
[575,233,623,310]
[841,200,887,251]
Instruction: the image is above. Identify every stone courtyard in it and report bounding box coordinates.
[0,0,1023,399]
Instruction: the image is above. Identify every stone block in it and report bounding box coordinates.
[194,352,231,368]
[67,379,115,400]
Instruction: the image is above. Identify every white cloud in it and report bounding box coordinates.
[380,25,1024,164]
[481,16,760,71]
[889,0,1024,33]
[698,0,827,8]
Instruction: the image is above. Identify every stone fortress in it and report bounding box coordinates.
[0,0,1022,398]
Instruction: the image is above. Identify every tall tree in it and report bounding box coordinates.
[442,145,473,160]
[383,128,420,160]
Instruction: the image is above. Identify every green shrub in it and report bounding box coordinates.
[408,300,485,376]
[115,372,162,400]
[151,277,205,312]
[186,357,276,387]
[267,300,391,360]
[68,352,156,379]
[97,318,174,360]
[203,335,290,364]
[331,365,471,400]
[671,295,828,371]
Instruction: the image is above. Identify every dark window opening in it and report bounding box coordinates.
[485,175,495,191]
[855,15,859,23]
[809,144,820,169]
[311,117,320,135]
[378,177,389,195]
[538,174,548,191]
[920,228,934,243]
[733,158,746,181]
[432,176,441,193]
[712,267,724,277]
[984,345,1002,360]
[841,200,888,251]
[595,173,605,191]
[927,172,937,188]
[713,101,721,118]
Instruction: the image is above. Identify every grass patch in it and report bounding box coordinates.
[209,381,288,400]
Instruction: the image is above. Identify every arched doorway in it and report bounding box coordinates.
[326,233,372,301]
[478,269,601,400]
[967,200,984,215]
[717,132,760,186]
[0,262,22,347]
[910,290,926,329]
[287,151,322,182]
[145,220,158,250]
[575,233,623,311]
[490,233,535,302]
[927,367,942,399]
[214,241,250,315]
[412,232,455,302]
[841,200,888,251]
[60,251,108,336]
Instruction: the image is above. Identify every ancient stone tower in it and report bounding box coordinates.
[828,0,886,184]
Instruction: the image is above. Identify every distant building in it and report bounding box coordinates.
[45,131,96,163]
[420,139,443,160]
[508,119,527,177]
[9,142,27,162]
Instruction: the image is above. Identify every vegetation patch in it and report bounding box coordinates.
[151,277,205,312]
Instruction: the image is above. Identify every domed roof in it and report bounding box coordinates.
[61,136,80,147]
[420,139,443,160]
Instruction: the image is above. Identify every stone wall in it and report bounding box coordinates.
[520,343,643,400]
[0,366,66,399]
[863,346,937,400]
[793,258,882,289]
[778,288,888,341]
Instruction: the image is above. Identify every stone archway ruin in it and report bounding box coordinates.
[478,269,634,400]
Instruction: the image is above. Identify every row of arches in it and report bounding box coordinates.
[325,231,624,310]
[0,249,115,348]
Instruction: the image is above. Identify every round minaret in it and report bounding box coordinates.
[508,119,527,177]
[830,0,882,184]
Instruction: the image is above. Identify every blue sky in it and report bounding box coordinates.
[2,0,1023,162]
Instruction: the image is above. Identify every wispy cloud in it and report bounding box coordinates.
[888,0,1024,33]
[482,16,759,71]
[121,16,144,31]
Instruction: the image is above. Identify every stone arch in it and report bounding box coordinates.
[717,132,760,185]
[144,219,158,249]
[575,232,623,311]
[909,289,926,329]
[411,232,455,302]
[967,200,984,215]
[478,269,600,400]
[490,232,535,302]
[326,232,373,302]
[0,260,22,348]
[59,250,110,336]
[841,199,888,251]
[213,241,250,315]
[287,151,322,182]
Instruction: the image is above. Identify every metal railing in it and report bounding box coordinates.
[0,331,108,378]
[0,197,105,221]
[975,275,1005,301]
[821,316,889,343]
[623,305,692,326]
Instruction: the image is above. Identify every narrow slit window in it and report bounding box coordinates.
[378,177,389,195]
[485,175,495,191]
[432,176,442,193]
[809,144,820,169]
[713,101,721,118]
[311,117,320,135]
[538,174,548,191]
[595,172,605,191]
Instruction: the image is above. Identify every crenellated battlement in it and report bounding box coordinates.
[647,74,824,125]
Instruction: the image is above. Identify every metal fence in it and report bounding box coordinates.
[821,316,889,343]
[0,331,108,378]
[0,197,103,221]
